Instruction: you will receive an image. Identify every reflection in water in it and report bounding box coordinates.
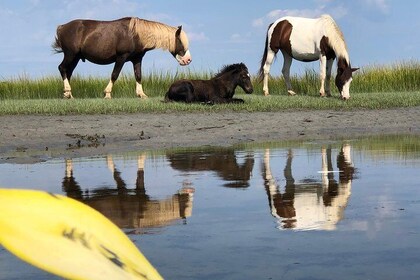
[167,149,254,188]
[62,154,194,234]
[2,137,420,280]
[62,146,354,232]
[263,144,355,230]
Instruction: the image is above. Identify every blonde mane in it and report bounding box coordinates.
[320,14,349,64]
[128,17,189,52]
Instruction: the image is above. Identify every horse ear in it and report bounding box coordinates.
[352,67,359,72]
[176,25,182,36]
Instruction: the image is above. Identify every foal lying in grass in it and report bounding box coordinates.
[165,63,253,104]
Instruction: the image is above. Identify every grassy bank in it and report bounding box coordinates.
[0,91,419,115]
[0,61,419,115]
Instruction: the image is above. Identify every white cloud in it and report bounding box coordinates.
[252,3,348,28]
[187,31,209,42]
[230,33,244,43]
[252,9,324,27]
[252,18,264,27]
[364,0,390,14]
[60,0,146,20]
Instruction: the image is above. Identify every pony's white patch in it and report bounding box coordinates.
[138,154,146,170]
[65,159,73,178]
[262,49,276,95]
[288,17,321,61]
[104,80,113,99]
[341,78,352,100]
[317,170,342,174]
[63,78,71,92]
[136,82,148,98]
[63,78,73,98]
[106,155,115,172]
[287,15,349,63]
[176,49,191,66]
[319,56,327,96]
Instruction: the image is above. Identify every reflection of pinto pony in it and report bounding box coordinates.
[259,14,358,100]
[53,17,192,99]
[262,145,355,230]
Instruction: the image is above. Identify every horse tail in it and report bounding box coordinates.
[52,26,63,54]
[258,23,275,82]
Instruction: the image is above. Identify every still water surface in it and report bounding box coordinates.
[0,136,419,279]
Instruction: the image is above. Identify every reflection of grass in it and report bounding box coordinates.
[0,61,419,115]
[350,135,420,160]
[239,135,420,161]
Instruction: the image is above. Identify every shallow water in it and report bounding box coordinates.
[0,136,419,279]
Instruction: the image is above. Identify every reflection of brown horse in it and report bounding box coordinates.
[63,154,194,233]
[263,144,355,230]
[166,149,254,188]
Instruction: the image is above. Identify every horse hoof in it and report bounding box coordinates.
[63,92,73,99]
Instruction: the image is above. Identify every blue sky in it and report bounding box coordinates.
[0,0,419,79]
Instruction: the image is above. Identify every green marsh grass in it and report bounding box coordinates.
[0,91,419,115]
[0,61,419,115]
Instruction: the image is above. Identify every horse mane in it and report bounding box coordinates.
[320,14,349,65]
[215,63,247,78]
[128,17,189,52]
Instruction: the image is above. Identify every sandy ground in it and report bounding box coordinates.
[0,107,419,163]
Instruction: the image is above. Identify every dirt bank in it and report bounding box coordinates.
[0,107,419,163]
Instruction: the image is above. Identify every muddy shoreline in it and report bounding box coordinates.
[0,107,419,163]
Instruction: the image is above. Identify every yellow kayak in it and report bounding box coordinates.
[0,188,163,280]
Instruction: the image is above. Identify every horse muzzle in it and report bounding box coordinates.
[340,92,350,100]
[245,86,254,94]
[176,50,192,66]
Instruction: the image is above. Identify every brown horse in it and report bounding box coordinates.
[53,17,192,99]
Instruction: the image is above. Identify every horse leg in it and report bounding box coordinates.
[227,98,245,104]
[325,59,334,97]
[136,154,147,193]
[133,57,148,98]
[58,54,80,99]
[319,55,327,97]
[262,49,276,96]
[104,56,127,99]
[281,52,295,96]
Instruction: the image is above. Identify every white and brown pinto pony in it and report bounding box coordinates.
[259,14,358,100]
[53,17,192,99]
